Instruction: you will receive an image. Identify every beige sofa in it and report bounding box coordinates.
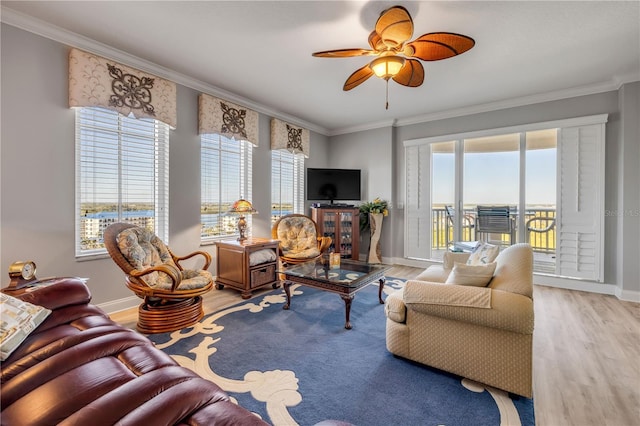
[385,243,534,398]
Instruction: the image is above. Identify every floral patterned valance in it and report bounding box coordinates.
[198,94,259,146]
[271,118,309,158]
[68,48,177,128]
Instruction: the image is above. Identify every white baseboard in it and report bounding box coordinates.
[615,287,640,303]
[98,295,139,315]
[532,274,616,295]
[390,256,639,303]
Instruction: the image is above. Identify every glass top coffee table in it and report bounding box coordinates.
[278,257,390,329]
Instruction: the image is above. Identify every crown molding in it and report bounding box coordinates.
[327,119,398,137]
[394,74,639,129]
[0,6,330,136]
[328,73,639,136]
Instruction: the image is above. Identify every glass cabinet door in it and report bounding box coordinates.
[322,212,337,252]
[339,212,353,258]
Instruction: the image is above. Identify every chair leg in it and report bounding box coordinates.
[137,297,204,334]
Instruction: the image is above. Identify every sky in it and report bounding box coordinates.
[433,147,557,207]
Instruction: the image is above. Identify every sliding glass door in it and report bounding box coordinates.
[430,141,455,260]
[463,134,520,247]
[525,129,557,273]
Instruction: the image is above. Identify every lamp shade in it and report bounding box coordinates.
[228,199,258,214]
[370,56,405,79]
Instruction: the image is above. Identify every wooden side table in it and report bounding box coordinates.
[214,238,280,299]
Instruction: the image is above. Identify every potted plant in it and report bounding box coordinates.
[359,198,389,263]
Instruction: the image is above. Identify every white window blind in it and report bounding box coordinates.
[271,150,304,225]
[201,133,253,241]
[75,107,169,257]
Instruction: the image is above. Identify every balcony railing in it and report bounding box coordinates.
[432,206,556,254]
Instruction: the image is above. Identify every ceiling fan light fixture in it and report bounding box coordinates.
[370,56,405,79]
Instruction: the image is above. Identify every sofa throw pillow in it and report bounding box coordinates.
[0,293,51,361]
[445,262,497,287]
[466,242,499,266]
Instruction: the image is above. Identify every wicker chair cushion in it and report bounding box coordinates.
[177,269,213,290]
[276,216,320,259]
[117,227,211,290]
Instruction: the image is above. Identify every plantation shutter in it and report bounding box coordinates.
[404,144,431,259]
[556,121,606,281]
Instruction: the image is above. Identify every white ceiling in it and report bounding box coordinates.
[2,1,639,135]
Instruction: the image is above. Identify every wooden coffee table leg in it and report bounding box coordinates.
[340,295,354,329]
[283,281,291,310]
[378,277,386,304]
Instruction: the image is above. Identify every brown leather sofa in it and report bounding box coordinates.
[1,277,268,425]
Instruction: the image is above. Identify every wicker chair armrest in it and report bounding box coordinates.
[172,250,212,270]
[317,236,332,253]
[130,263,182,292]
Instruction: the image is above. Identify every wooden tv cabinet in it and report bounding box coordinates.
[311,206,360,260]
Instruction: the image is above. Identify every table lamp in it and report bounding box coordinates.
[228,199,258,241]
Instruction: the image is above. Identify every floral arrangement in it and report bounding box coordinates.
[359,198,389,231]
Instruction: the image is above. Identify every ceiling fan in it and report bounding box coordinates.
[312,5,475,109]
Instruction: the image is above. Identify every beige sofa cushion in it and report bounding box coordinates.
[403,281,534,334]
[445,262,496,287]
[466,242,499,265]
[404,280,491,309]
[489,243,534,298]
[415,251,471,283]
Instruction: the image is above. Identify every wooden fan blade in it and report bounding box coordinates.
[392,59,424,87]
[343,65,374,91]
[313,48,375,58]
[404,32,475,61]
[368,30,384,51]
[375,5,413,48]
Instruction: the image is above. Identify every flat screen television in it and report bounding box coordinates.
[306,168,361,204]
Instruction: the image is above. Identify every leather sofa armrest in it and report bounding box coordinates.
[384,290,406,323]
[403,280,534,334]
[4,277,92,311]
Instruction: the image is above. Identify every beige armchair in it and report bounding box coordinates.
[385,243,534,398]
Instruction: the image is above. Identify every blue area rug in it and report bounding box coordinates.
[148,278,534,426]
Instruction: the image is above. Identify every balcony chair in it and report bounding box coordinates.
[475,205,516,246]
[444,205,476,248]
[271,214,332,265]
[104,222,213,334]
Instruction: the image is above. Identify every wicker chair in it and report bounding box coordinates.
[104,222,213,333]
[271,214,332,265]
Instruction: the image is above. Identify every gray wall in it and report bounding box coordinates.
[0,24,330,306]
[329,127,393,258]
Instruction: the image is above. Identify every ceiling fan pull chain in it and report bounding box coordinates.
[385,80,390,110]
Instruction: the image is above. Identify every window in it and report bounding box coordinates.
[201,133,253,242]
[405,114,607,282]
[271,150,305,224]
[75,107,169,257]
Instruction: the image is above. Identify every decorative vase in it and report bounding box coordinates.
[368,212,383,264]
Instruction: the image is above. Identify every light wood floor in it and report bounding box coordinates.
[109,265,640,426]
